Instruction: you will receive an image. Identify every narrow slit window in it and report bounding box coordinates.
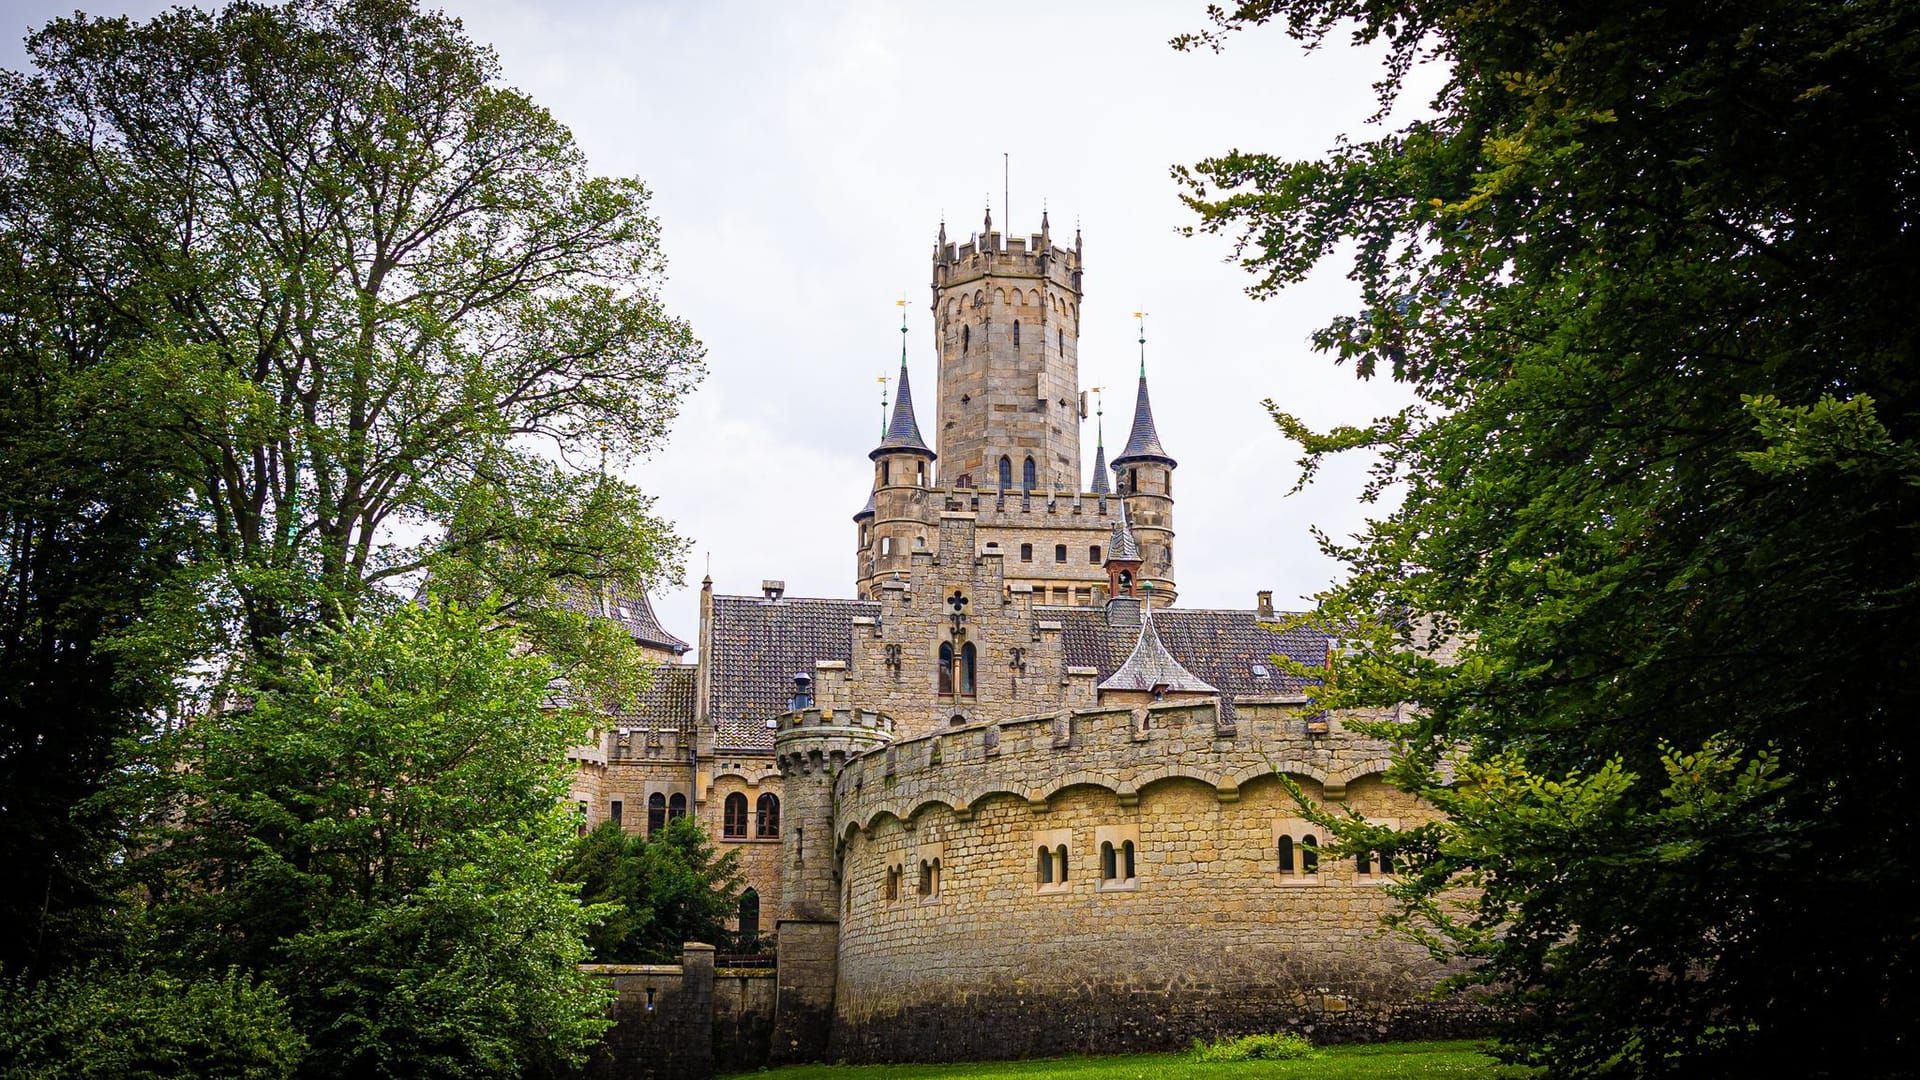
[1037,847,1053,884]
[1013,320,1021,346]
[959,642,977,696]
[938,642,955,695]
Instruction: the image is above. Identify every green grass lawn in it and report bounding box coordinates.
[724,1040,1532,1079]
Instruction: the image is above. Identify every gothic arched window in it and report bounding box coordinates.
[937,641,955,696]
[738,888,760,941]
[723,793,748,838]
[756,793,780,838]
[1022,456,1037,491]
[1013,319,1021,346]
[647,793,667,836]
[998,455,1013,489]
[668,793,687,821]
[959,642,977,696]
[963,324,970,353]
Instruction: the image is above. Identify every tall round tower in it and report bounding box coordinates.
[768,701,893,1064]
[1110,326,1177,605]
[929,209,1084,490]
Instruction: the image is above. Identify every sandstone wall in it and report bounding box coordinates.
[826,700,1486,1061]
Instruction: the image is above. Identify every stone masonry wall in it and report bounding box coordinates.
[825,701,1488,1062]
[582,946,715,1080]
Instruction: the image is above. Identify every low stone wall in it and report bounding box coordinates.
[712,967,777,1072]
[581,945,778,1079]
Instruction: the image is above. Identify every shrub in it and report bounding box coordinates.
[1189,1032,1318,1062]
[0,966,304,1080]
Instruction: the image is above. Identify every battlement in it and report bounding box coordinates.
[832,697,1405,834]
[934,221,1082,294]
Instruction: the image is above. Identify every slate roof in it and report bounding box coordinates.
[1089,437,1111,494]
[707,594,878,751]
[557,583,690,655]
[1059,606,1331,698]
[1098,609,1217,694]
[1106,501,1141,563]
[871,360,934,459]
[1111,370,1176,469]
[611,663,697,728]
[854,488,876,521]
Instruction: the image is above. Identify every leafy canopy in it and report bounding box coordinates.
[1178,2,1919,1076]
[560,816,746,964]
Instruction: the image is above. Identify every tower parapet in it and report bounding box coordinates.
[931,209,1085,491]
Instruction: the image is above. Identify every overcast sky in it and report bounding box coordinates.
[2,1,1434,653]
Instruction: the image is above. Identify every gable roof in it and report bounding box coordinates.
[1059,606,1330,698]
[706,594,877,751]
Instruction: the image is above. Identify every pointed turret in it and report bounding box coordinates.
[1111,363,1176,470]
[1098,602,1216,697]
[1089,389,1110,494]
[870,312,934,462]
[1107,499,1141,564]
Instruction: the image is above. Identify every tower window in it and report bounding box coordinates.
[1020,543,1033,562]
[610,799,623,828]
[1058,328,1064,353]
[647,793,667,836]
[1054,544,1067,563]
[881,461,890,485]
[1013,320,1020,346]
[723,793,747,838]
[916,461,927,486]
[1023,456,1037,491]
[999,455,1012,489]
[756,793,781,837]
[963,325,970,353]
[1091,545,1102,563]
[959,642,977,696]
[938,641,955,695]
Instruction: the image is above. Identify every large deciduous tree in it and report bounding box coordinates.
[1,0,702,682]
[1177,2,1918,1076]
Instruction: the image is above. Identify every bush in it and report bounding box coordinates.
[0,966,304,1080]
[1189,1032,1318,1062]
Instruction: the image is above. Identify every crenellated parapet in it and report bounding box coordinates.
[772,706,896,777]
[831,698,1400,838]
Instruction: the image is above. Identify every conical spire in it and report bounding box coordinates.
[1098,603,1216,695]
[1089,389,1110,494]
[853,487,876,521]
[1112,315,1176,469]
[871,305,934,460]
[1106,499,1141,563]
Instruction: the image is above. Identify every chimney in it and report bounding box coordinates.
[788,672,813,710]
[761,579,786,602]
[1256,590,1274,619]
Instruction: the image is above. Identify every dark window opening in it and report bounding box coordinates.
[1023,456,1037,491]
[668,793,687,821]
[610,799,623,828]
[1056,844,1069,881]
[1054,544,1067,563]
[959,642,977,696]
[1013,320,1021,346]
[1101,842,1117,881]
[1037,847,1053,884]
[963,325,970,353]
[648,793,667,835]
[756,793,780,837]
[723,793,748,838]
[1020,543,1033,562]
[938,641,955,695]
[999,455,1013,489]
[1278,835,1294,873]
[1091,545,1102,563]
[738,888,759,940]
[1123,841,1136,880]
[1302,834,1319,874]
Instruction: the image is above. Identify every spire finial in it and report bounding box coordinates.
[1134,310,1148,377]
[878,372,889,437]
[872,300,934,462]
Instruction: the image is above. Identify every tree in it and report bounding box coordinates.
[123,599,611,1079]
[559,816,745,964]
[1177,2,1918,1076]
[1,0,702,688]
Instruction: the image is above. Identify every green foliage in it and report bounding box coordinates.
[1189,1032,1318,1062]
[560,816,745,963]
[724,1040,1522,1079]
[1178,1,1919,1076]
[0,966,304,1080]
[122,600,611,1078]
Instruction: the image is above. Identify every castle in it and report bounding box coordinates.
[570,211,1474,1064]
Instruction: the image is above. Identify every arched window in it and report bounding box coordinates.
[1122,841,1136,880]
[1054,544,1067,563]
[1101,841,1117,881]
[1117,568,1133,595]
[1379,851,1395,873]
[1301,834,1319,874]
[962,325,970,353]
[937,642,955,695]
[723,793,748,838]
[885,865,901,901]
[668,793,687,821]
[1055,844,1069,881]
[1356,852,1372,874]
[756,793,780,838]
[1058,328,1064,353]
[1022,456,1037,491]
[998,455,1012,489]
[959,642,977,696]
[1037,847,1053,884]
[1013,320,1021,346]
[1278,835,1295,873]
[738,888,760,941]
[647,793,667,836]
[918,858,941,897]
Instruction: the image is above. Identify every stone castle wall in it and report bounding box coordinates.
[824,700,1486,1061]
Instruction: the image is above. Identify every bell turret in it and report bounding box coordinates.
[1110,317,1177,604]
